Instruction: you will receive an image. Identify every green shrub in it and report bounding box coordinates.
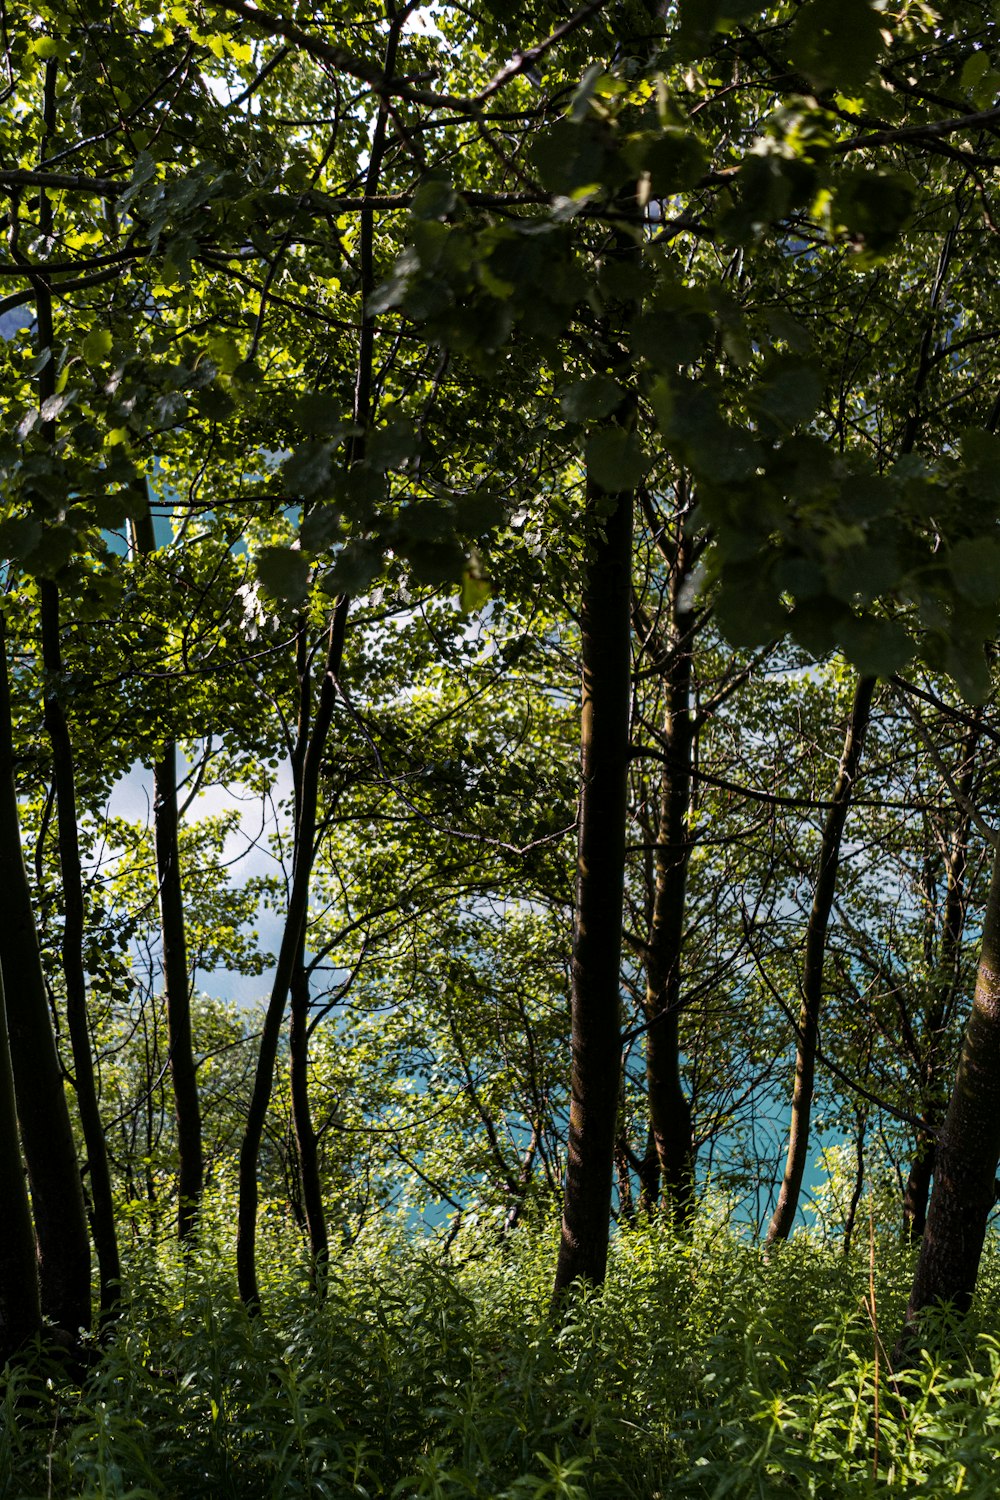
[5,1204,1000,1498]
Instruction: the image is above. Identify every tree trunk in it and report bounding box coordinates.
[0,614,92,1337]
[155,744,203,1241]
[40,580,122,1316]
[552,475,633,1298]
[289,941,328,1287]
[29,58,117,1318]
[903,729,977,1243]
[766,674,875,1245]
[131,499,204,1242]
[285,616,329,1288]
[900,840,1000,1340]
[237,601,346,1311]
[0,960,42,1366]
[903,1142,934,1242]
[842,1114,866,1256]
[635,1126,659,1214]
[643,548,697,1220]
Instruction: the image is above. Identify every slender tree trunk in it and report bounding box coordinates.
[0,615,91,1336]
[552,475,633,1298]
[903,732,977,1242]
[237,601,346,1311]
[502,1124,540,1238]
[842,1114,866,1256]
[614,1136,636,1223]
[0,960,42,1366]
[131,500,203,1242]
[285,616,329,1287]
[550,0,660,1294]
[901,841,1000,1341]
[26,57,113,1320]
[40,580,122,1316]
[635,1126,659,1213]
[155,743,203,1241]
[766,674,875,1245]
[289,942,328,1286]
[643,550,697,1220]
[903,1144,934,1242]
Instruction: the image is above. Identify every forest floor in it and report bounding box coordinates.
[4,1203,1000,1498]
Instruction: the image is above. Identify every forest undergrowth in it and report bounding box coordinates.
[5,1199,1000,1500]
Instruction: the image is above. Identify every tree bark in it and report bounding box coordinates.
[237,600,346,1311]
[903,730,977,1242]
[155,743,203,1241]
[552,475,633,1298]
[289,940,328,1287]
[285,616,329,1287]
[902,1144,934,1242]
[0,959,42,1366]
[131,499,204,1242]
[901,839,1000,1341]
[766,674,875,1245]
[40,580,122,1316]
[0,614,91,1337]
[17,55,106,1326]
[642,538,697,1221]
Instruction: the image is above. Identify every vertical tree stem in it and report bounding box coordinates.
[0,613,91,1336]
[766,674,875,1245]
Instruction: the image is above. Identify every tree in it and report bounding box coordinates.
[766,674,875,1243]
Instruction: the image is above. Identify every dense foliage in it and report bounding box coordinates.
[9,1209,1000,1498]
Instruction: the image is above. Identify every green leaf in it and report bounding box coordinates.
[453,490,507,533]
[788,0,884,91]
[626,128,708,196]
[950,538,1000,607]
[676,0,724,54]
[323,539,384,594]
[714,568,787,647]
[82,329,113,364]
[719,153,817,243]
[206,335,242,375]
[0,516,42,561]
[40,391,74,423]
[585,428,647,492]
[411,177,458,220]
[531,118,617,198]
[23,523,76,577]
[295,392,348,439]
[960,429,1000,503]
[369,418,418,473]
[300,504,341,553]
[560,376,624,422]
[836,616,912,677]
[459,567,491,614]
[833,169,916,254]
[961,50,991,90]
[750,359,824,431]
[256,546,310,604]
[368,251,418,316]
[633,309,713,369]
[401,537,467,584]
[282,441,334,498]
[826,544,900,606]
[569,63,606,122]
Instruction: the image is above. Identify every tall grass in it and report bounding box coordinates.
[5,1201,1000,1498]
